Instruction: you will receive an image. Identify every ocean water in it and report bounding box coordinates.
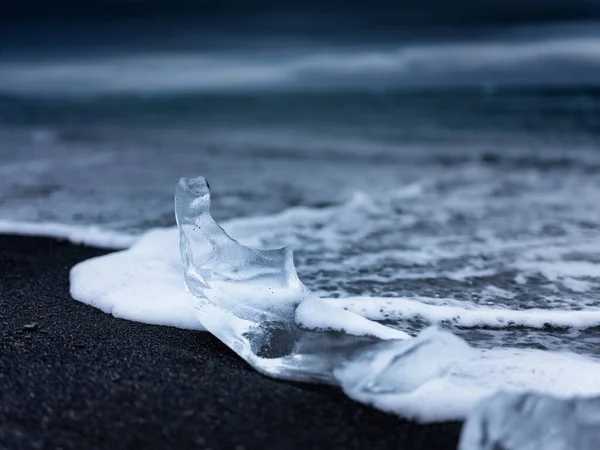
[3,89,600,424]
[3,88,600,335]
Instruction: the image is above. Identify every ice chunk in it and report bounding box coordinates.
[335,326,475,398]
[176,176,415,383]
[176,176,309,324]
[340,340,600,422]
[460,391,600,450]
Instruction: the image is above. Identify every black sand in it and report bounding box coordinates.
[0,234,462,450]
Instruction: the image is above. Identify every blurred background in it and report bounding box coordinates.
[3,0,600,93]
[1,0,600,229]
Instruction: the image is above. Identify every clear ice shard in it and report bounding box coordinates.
[459,392,600,450]
[174,176,436,386]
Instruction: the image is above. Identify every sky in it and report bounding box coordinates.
[1,1,600,94]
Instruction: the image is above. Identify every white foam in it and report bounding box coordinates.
[0,220,136,249]
[69,206,600,333]
[517,260,600,281]
[70,227,202,330]
[295,297,410,340]
[221,190,395,249]
[562,277,595,293]
[331,296,600,329]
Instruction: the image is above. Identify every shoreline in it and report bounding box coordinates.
[0,233,462,449]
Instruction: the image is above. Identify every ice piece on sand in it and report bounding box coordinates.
[175,176,414,383]
[459,391,600,450]
[335,326,475,401]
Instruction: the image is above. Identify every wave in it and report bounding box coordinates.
[3,170,594,326]
[4,30,600,95]
[66,178,600,328]
[68,223,600,333]
[0,220,136,249]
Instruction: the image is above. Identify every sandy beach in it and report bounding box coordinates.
[0,234,462,449]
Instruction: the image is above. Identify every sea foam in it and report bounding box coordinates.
[0,220,136,249]
[70,227,200,329]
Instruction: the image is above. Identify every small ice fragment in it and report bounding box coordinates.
[459,391,600,450]
[335,327,475,395]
